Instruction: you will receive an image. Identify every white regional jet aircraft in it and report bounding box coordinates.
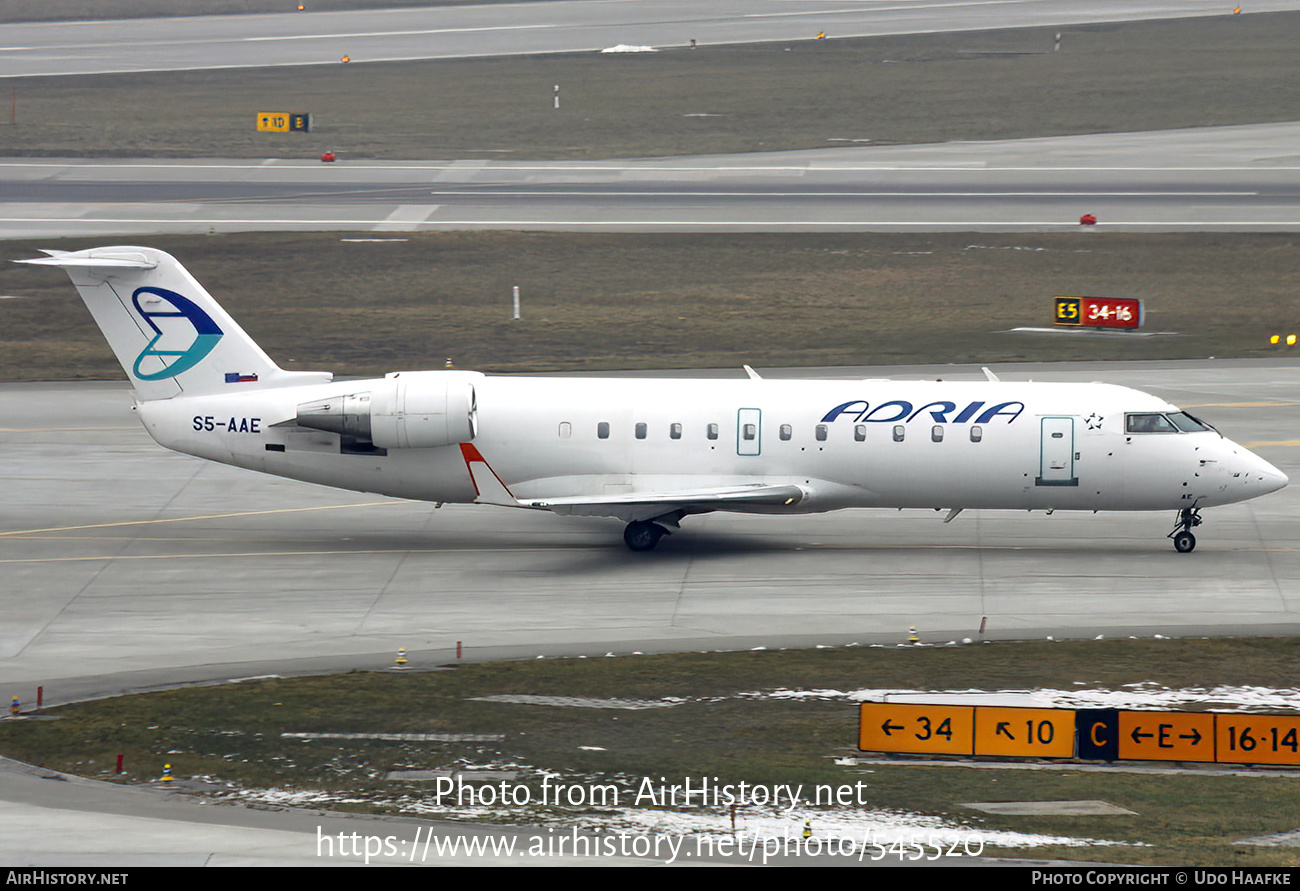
[21,246,1288,552]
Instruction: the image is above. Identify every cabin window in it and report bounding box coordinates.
[1126,413,1178,434]
[969,425,983,443]
[779,424,792,441]
[893,425,905,442]
[707,423,719,441]
[597,421,610,439]
[854,424,866,442]
[635,422,647,440]
[815,424,828,442]
[742,423,757,441]
[558,422,572,440]
[931,425,944,442]
[670,423,682,440]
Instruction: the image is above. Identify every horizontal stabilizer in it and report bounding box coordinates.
[20,253,158,270]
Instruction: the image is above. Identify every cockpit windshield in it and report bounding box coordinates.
[1125,411,1214,434]
[1168,411,1213,433]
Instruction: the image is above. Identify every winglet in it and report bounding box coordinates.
[743,365,762,380]
[459,443,521,506]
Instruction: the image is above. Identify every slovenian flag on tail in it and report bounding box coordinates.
[225,372,259,383]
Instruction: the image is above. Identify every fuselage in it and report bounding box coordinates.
[136,375,1287,519]
[26,245,1286,553]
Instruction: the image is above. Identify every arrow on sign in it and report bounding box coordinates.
[996,722,1014,740]
[881,720,904,736]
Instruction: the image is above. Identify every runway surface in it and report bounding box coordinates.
[6,122,1300,237]
[5,0,1294,78]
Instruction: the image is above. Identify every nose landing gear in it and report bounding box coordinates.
[1168,507,1203,553]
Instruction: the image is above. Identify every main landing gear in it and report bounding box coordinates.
[1168,507,1203,553]
[623,520,668,551]
[623,511,685,551]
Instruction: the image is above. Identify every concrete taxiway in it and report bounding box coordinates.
[6,122,1300,237]
[5,0,1296,78]
[2,360,1296,710]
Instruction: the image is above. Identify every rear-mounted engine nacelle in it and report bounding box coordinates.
[294,370,482,449]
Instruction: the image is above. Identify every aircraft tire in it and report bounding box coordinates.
[1173,531,1196,553]
[623,521,664,551]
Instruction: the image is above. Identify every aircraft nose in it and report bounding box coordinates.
[1256,464,1288,496]
[1241,449,1288,497]
[1205,441,1288,505]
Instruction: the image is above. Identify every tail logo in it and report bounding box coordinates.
[130,287,224,381]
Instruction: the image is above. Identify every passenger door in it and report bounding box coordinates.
[1036,416,1078,486]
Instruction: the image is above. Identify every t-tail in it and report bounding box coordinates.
[17,246,331,400]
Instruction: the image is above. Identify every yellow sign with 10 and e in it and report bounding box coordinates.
[256,112,310,133]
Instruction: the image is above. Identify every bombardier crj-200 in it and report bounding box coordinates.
[21,247,1287,552]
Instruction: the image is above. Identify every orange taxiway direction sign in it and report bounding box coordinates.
[1118,711,1215,762]
[858,704,974,756]
[1216,714,1300,766]
[974,707,1076,758]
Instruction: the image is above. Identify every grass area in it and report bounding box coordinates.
[2,231,1297,381]
[3,13,1300,159]
[4,637,1300,865]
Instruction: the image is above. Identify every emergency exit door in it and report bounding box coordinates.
[737,408,761,456]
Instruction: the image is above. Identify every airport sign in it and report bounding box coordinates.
[858,704,974,755]
[256,112,310,133]
[1054,295,1143,329]
[1216,714,1300,766]
[861,704,1300,766]
[973,707,1076,758]
[1119,711,1216,762]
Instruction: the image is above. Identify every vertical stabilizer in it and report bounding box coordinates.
[17,246,330,400]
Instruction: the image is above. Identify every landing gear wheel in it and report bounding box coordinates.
[623,521,665,552]
[1168,507,1202,553]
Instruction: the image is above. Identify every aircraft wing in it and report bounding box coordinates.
[459,443,805,520]
[526,484,807,512]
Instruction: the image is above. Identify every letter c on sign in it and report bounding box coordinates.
[1091,722,1107,747]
